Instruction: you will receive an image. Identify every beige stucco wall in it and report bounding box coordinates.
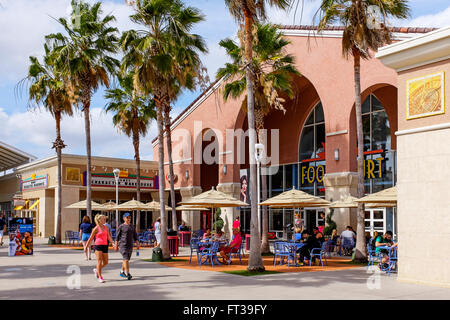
[397,127,450,287]
[0,174,18,202]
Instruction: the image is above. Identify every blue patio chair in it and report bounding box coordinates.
[273,242,296,267]
[189,238,201,263]
[194,229,204,238]
[64,231,72,244]
[367,240,382,269]
[309,241,328,267]
[199,241,220,267]
[387,247,398,276]
[341,237,355,256]
[227,241,244,265]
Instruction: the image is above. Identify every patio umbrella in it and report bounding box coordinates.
[175,205,210,211]
[99,201,117,211]
[260,187,330,208]
[356,186,397,204]
[65,200,103,210]
[327,196,359,208]
[113,199,148,210]
[145,200,172,211]
[179,187,247,231]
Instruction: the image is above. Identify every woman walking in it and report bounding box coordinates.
[154,218,161,247]
[85,214,114,283]
[79,216,94,260]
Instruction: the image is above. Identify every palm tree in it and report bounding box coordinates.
[46,0,120,218]
[105,72,156,231]
[217,23,300,253]
[25,43,74,243]
[121,0,207,259]
[224,0,293,272]
[315,0,409,261]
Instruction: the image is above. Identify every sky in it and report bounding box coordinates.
[0,0,449,162]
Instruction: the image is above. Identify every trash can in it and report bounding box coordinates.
[48,236,56,245]
[152,247,163,262]
[178,231,191,247]
[168,235,179,256]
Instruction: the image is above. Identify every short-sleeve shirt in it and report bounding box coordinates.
[0,218,5,229]
[79,223,93,234]
[232,220,240,229]
[341,230,355,239]
[116,223,137,249]
[375,236,392,253]
[154,221,161,234]
[230,233,242,248]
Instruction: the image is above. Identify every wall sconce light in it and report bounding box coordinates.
[185,170,189,179]
[334,149,339,161]
[223,165,227,175]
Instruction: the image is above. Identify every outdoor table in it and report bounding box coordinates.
[167,235,179,256]
[178,231,192,247]
[198,241,223,266]
[376,245,398,272]
[287,242,305,267]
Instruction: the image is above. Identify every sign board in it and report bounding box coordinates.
[407,71,445,120]
[21,175,48,192]
[8,218,33,256]
[13,199,26,207]
[87,173,155,189]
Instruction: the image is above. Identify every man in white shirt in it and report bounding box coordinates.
[340,226,356,255]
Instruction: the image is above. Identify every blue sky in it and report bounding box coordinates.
[0,0,449,161]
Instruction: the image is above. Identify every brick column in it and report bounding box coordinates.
[179,186,203,232]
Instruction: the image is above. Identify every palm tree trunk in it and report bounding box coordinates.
[256,114,270,254]
[164,107,178,231]
[243,7,264,272]
[54,111,63,244]
[156,95,169,259]
[353,47,367,262]
[133,129,141,232]
[83,103,92,219]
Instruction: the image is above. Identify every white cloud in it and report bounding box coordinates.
[393,5,450,28]
[0,106,157,160]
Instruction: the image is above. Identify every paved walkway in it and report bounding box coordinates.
[1,239,449,300]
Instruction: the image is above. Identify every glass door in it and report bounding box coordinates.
[364,208,386,237]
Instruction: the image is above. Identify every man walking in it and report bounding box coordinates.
[114,213,139,280]
[0,213,6,246]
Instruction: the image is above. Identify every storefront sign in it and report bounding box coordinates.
[87,173,155,189]
[407,71,445,120]
[13,199,26,207]
[21,175,48,192]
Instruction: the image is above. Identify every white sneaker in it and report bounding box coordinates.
[93,268,98,278]
[98,276,105,283]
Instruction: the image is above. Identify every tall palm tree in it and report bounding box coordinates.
[217,23,300,253]
[315,0,409,261]
[25,43,74,243]
[224,0,293,272]
[46,0,120,218]
[121,0,207,259]
[105,72,156,231]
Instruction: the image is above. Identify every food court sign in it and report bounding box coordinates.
[21,174,48,192]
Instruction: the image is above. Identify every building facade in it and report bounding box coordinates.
[377,27,450,287]
[152,26,435,238]
[13,154,161,237]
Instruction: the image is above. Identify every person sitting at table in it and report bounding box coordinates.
[297,230,321,266]
[178,221,189,232]
[375,230,397,270]
[313,227,325,244]
[328,229,339,254]
[292,227,302,242]
[202,229,211,240]
[340,226,356,255]
[213,230,226,242]
[219,228,242,264]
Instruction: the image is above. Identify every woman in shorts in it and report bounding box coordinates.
[85,214,114,283]
[79,216,94,260]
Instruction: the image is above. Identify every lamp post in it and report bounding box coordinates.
[113,168,120,231]
[254,143,265,236]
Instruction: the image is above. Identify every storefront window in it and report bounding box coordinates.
[299,102,326,196]
[362,94,395,194]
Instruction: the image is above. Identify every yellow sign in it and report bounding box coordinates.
[66,167,80,182]
[407,71,445,120]
[119,170,129,178]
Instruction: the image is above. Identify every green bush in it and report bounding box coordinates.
[213,208,224,232]
[323,204,337,236]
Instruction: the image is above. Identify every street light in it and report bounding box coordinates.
[255,143,265,235]
[113,168,120,231]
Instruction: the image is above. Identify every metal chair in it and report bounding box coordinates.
[309,241,328,267]
[367,240,382,269]
[273,242,296,267]
[227,241,244,265]
[387,247,398,276]
[189,238,201,263]
[341,237,355,256]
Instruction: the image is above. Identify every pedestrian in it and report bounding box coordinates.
[114,212,139,280]
[79,216,93,260]
[154,217,161,247]
[0,213,6,246]
[85,214,114,283]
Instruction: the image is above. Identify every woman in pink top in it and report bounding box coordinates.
[232,217,240,230]
[85,214,114,283]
